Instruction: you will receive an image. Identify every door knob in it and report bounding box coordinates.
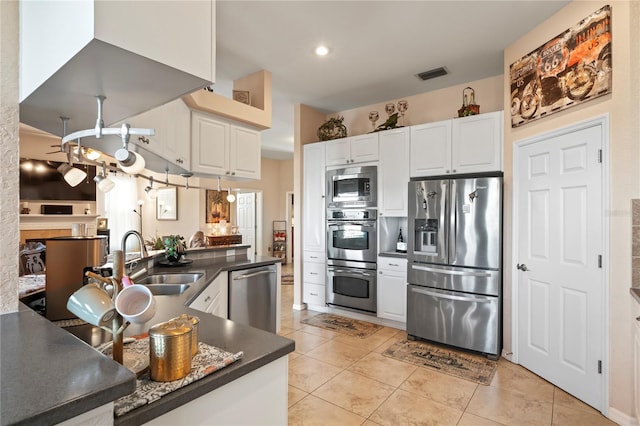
[516,263,529,271]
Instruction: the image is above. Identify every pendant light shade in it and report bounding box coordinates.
[93,162,115,192]
[58,163,87,187]
[226,192,236,203]
[115,149,145,175]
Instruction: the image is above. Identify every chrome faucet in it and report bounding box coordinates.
[121,230,149,272]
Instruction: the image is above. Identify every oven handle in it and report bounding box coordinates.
[410,287,492,303]
[330,269,375,277]
[411,264,491,278]
[328,222,376,227]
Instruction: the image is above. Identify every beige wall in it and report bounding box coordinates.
[504,1,638,418]
[337,75,504,137]
[0,0,20,314]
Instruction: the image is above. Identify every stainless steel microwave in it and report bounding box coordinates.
[326,166,377,209]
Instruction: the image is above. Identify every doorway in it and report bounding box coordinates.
[235,191,263,260]
[512,116,608,412]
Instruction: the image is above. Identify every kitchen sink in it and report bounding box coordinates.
[143,283,191,296]
[136,273,204,285]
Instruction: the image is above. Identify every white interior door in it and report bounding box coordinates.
[515,123,604,410]
[236,192,256,259]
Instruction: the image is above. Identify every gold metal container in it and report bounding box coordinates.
[171,314,200,357]
[149,320,192,382]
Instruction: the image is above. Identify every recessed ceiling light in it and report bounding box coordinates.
[315,45,329,56]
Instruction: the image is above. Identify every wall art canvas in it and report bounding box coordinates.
[206,190,231,224]
[510,5,611,128]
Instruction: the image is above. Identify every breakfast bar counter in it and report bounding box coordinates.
[1,247,294,425]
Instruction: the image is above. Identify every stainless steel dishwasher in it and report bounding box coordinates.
[229,264,277,333]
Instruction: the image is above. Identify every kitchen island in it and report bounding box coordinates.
[1,246,294,425]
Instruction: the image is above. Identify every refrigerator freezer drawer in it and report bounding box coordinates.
[409,263,501,296]
[406,285,501,355]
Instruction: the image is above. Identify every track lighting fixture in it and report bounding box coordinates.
[58,163,87,187]
[60,96,153,176]
[58,123,87,187]
[93,162,115,193]
[216,176,235,202]
[115,124,146,174]
[145,176,157,199]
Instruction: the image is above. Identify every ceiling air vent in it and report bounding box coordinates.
[416,67,448,81]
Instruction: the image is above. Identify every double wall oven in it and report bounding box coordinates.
[326,166,378,314]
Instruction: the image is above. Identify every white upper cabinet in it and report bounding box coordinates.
[229,125,261,180]
[190,111,261,180]
[20,0,215,137]
[326,133,378,167]
[378,128,410,217]
[163,100,192,171]
[127,99,191,171]
[303,142,326,253]
[410,120,452,177]
[451,111,503,174]
[410,111,503,177]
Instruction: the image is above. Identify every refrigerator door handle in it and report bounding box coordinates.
[411,264,492,277]
[450,180,457,262]
[411,286,492,303]
[440,180,448,258]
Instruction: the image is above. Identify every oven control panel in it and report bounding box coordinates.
[328,209,376,220]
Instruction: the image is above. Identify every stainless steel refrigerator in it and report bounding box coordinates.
[407,174,502,357]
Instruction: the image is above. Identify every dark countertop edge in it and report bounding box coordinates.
[378,251,408,259]
[631,288,640,304]
[0,307,136,426]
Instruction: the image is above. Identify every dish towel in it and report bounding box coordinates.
[99,338,243,417]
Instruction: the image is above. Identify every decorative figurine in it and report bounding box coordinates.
[317,115,348,141]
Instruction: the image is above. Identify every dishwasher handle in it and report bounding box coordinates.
[232,269,275,281]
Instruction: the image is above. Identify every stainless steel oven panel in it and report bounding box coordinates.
[327,259,376,270]
[327,166,377,209]
[327,220,377,263]
[326,265,377,313]
[406,284,500,355]
[408,263,501,296]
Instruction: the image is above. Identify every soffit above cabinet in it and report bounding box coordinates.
[19,0,215,138]
[20,40,210,138]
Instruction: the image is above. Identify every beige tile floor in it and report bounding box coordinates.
[279,265,615,425]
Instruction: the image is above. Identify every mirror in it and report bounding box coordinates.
[156,187,177,220]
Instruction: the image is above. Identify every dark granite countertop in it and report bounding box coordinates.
[0,306,136,426]
[1,250,293,425]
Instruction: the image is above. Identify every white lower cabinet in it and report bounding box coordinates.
[147,356,288,425]
[377,257,407,323]
[303,250,326,309]
[189,273,228,319]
